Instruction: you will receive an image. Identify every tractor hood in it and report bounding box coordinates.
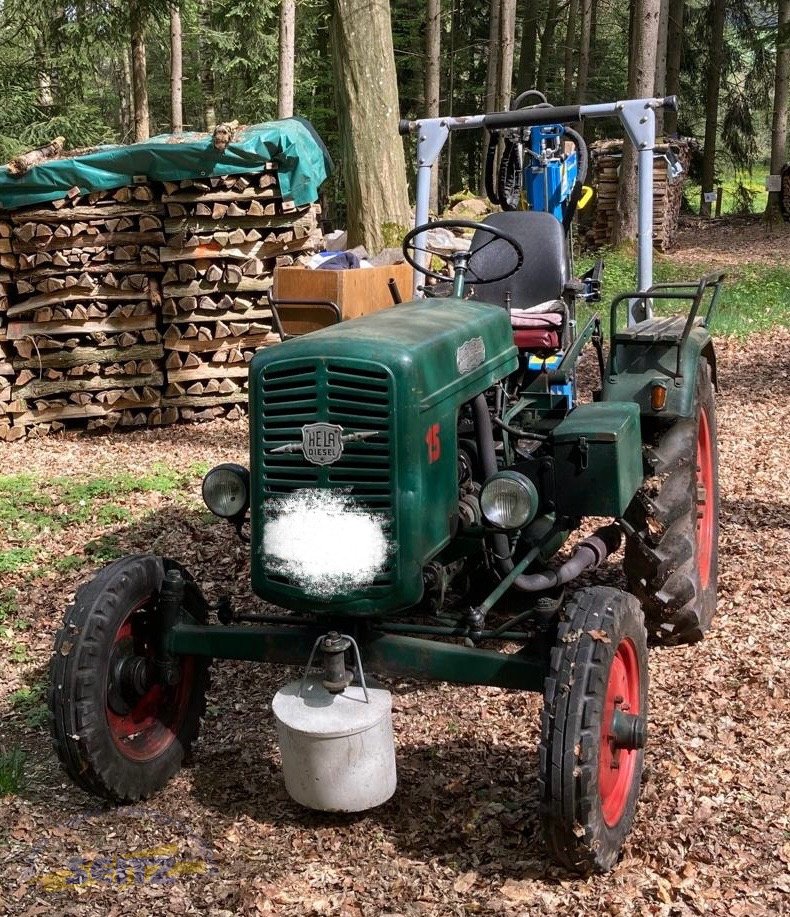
[247,296,518,616]
[262,297,517,410]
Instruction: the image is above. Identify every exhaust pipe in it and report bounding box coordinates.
[471,394,622,592]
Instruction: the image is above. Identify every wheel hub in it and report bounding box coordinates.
[108,654,156,715]
[610,709,647,750]
[105,602,194,762]
[598,637,642,827]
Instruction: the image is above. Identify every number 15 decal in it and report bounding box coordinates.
[426,423,441,464]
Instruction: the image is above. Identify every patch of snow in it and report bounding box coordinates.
[262,490,389,598]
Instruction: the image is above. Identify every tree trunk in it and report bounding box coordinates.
[198,0,217,130]
[35,37,54,108]
[699,0,726,218]
[498,0,517,108]
[664,0,684,135]
[653,0,669,135]
[766,0,790,218]
[129,0,150,142]
[118,48,133,139]
[562,0,579,104]
[329,0,411,253]
[170,3,184,132]
[425,0,442,211]
[486,0,502,112]
[536,0,560,93]
[278,0,296,118]
[576,0,593,105]
[517,0,539,90]
[446,0,456,195]
[612,0,660,245]
[626,0,637,89]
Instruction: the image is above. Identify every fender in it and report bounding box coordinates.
[602,323,717,420]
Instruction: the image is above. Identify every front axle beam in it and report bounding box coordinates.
[165,623,547,692]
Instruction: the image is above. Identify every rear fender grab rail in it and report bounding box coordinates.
[609,271,725,379]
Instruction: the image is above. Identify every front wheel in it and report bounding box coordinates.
[49,555,210,802]
[539,587,648,874]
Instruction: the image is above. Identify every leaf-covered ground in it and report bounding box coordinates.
[0,330,789,916]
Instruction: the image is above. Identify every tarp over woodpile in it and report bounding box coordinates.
[0,118,333,211]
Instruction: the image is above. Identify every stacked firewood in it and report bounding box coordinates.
[0,236,13,435]
[0,159,324,440]
[587,139,691,251]
[0,186,166,439]
[158,166,321,424]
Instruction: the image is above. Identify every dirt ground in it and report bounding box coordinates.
[1,328,789,916]
[672,214,790,267]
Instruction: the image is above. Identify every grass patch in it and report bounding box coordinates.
[0,590,19,623]
[9,643,29,664]
[0,461,209,576]
[56,461,208,505]
[685,163,769,216]
[0,747,26,795]
[85,534,123,562]
[9,683,48,729]
[0,547,36,574]
[577,249,790,337]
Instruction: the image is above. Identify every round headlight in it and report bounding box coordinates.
[480,471,538,530]
[202,464,250,519]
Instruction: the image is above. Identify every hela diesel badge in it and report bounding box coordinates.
[301,423,344,465]
[269,424,380,465]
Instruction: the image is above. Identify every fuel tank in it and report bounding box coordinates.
[248,297,517,615]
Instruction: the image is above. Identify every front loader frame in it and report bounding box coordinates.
[400,95,680,323]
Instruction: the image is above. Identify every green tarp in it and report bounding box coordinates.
[0,117,332,212]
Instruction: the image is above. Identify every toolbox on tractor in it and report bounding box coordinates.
[50,93,723,876]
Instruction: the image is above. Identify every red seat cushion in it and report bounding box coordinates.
[513,329,561,350]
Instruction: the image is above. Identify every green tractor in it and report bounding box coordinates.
[50,95,722,874]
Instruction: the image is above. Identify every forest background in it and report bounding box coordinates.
[0,0,787,243]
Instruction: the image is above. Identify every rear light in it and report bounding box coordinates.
[650,380,668,412]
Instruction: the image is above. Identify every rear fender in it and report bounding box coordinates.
[602,325,716,420]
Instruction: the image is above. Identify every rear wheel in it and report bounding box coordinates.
[539,587,648,874]
[623,360,719,644]
[49,555,210,802]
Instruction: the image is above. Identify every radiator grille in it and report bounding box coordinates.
[260,360,396,590]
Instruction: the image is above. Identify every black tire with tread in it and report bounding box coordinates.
[623,360,719,645]
[539,586,648,874]
[49,555,210,802]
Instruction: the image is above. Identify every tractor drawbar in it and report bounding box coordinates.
[472,393,622,592]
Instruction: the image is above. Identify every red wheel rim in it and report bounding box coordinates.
[598,638,641,827]
[696,407,714,589]
[105,597,195,762]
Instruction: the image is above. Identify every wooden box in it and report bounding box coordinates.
[272,262,413,334]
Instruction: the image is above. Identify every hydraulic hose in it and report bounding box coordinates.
[512,90,549,109]
[484,130,501,205]
[562,125,589,233]
[506,524,622,593]
[497,137,523,211]
[472,394,622,592]
[564,126,588,186]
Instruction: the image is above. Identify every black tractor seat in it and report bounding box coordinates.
[467,211,570,351]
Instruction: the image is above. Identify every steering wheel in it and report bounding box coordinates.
[402,218,524,286]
